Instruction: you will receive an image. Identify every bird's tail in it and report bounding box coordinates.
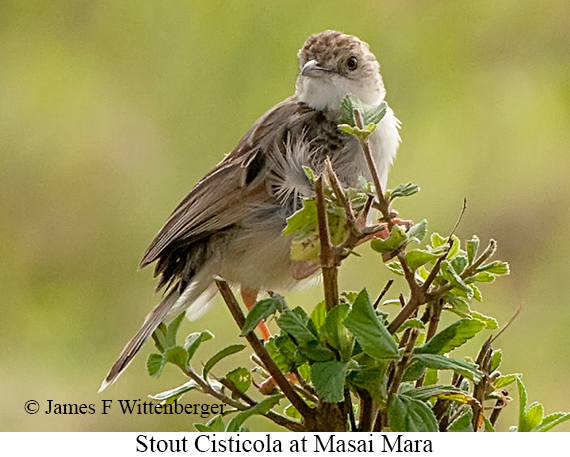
[98,288,180,392]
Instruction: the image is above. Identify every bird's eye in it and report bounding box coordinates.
[346,56,358,70]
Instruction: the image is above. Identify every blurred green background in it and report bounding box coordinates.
[1,0,569,432]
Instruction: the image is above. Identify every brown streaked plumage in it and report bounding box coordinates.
[99,30,401,391]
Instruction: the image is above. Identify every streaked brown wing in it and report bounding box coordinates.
[139,97,302,269]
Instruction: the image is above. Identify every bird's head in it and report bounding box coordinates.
[295,30,386,113]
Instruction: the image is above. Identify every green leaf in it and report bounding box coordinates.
[226,395,282,432]
[346,364,388,403]
[311,361,348,403]
[284,404,302,419]
[265,335,294,372]
[424,368,438,386]
[203,344,246,379]
[226,367,251,394]
[149,380,200,402]
[343,289,399,360]
[478,261,510,275]
[241,296,284,336]
[441,261,472,294]
[385,261,404,276]
[431,232,447,248]
[473,271,496,283]
[407,219,428,244]
[277,309,334,362]
[417,318,486,355]
[397,318,425,332]
[302,165,316,183]
[405,249,440,271]
[388,182,420,200]
[471,311,499,330]
[184,330,214,360]
[451,255,468,275]
[466,235,480,265]
[323,303,353,361]
[364,101,387,124]
[387,393,438,432]
[533,412,570,432]
[339,94,364,124]
[370,225,407,253]
[194,415,225,432]
[406,354,483,383]
[310,300,327,335]
[146,353,166,378]
[164,345,189,370]
[517,376,528,431]
[490,349,502,372]
[448,409,474,432]
[165,313,186,348]
[151,323,168,353]
[525,402,544,431]
[277,309,316,345]
[494,373,519,388]
[402,384,464,402]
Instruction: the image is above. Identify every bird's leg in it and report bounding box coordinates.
[240,286,272,340]
[355,208,413,244]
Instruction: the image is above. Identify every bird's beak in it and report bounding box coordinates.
[301,59,331,77]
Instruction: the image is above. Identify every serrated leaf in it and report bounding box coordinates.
[387,393,439,432]
[417,318,485,355]
[397,318,425,332]
[241,296,284,336]
[226,367,251,394]
[339,94,364,124]
[441,261,472,294]
[311,361,348,403]
[147,353,166,378]
[385,261,404,276]
[525,402,544,431]
[370,225,407,253]
[471,311,499,330]
[517,376,528,431]
[164,345,188,370]
[265,336,294,372]
[533,412,570,432]
[388,182,420,200]
[184,330,214,361]
[165,313,186,348]
[405,354,483,383]
[226,395,282,432]
[364,101,387,124]
[402,384,464,401]
[343,289,399,360]
[195,415,225,433]
[347,364,388,403]
[494,373,519,388]
[478,261,510,275]
[473,271,496,283]
[149,380,200,402]
[203,344,246,379]
[277,309,334,362]
[451,255,468,275]
[405,249,440,271]
[466,235,480,265]
[431,232,447,248]
[407,219,428,244]
[310,300,327,335]
[448,409,474,432]
[323,303,353,362]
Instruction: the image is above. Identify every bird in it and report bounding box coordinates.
[99,30,401,392]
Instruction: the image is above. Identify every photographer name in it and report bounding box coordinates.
[43,399,224,417]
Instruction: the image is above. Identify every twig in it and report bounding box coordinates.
[214,276,314,421]
[373,279,394,309]
[315,175,339,311]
